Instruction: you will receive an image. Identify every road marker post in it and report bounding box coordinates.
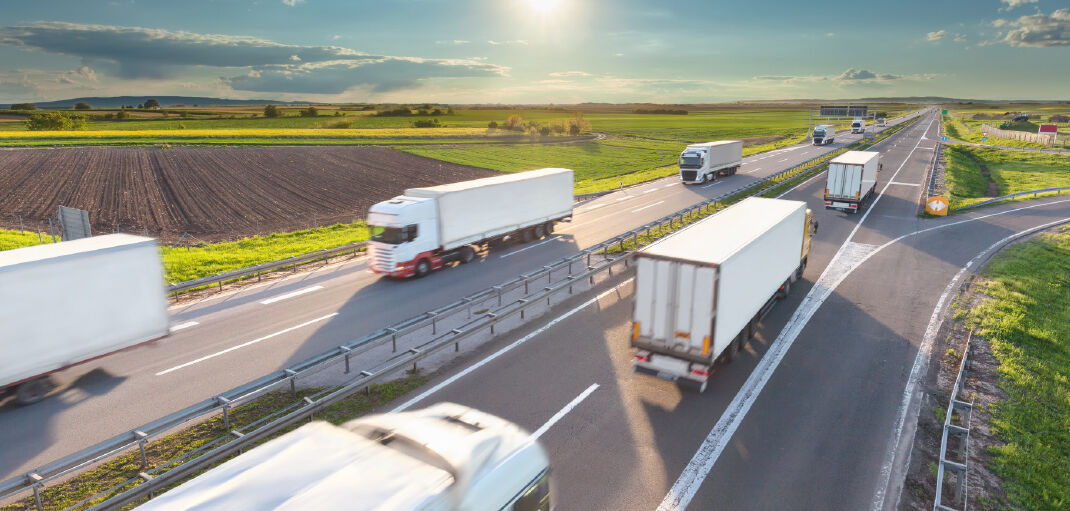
[926,196,949,216]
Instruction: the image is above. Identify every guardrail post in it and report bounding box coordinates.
[387,328,399,352]
[285,369,298,396]
[28,473,43,511]
[546,266,553,283]
[430,312,438,334]
[134,430,149,467]
[524,279,529,295]
[496,285,504,306]
[340,346,352,374]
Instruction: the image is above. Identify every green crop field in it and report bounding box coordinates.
[942,105,1070,149]
[959,226,1070,511]
[0,229,56,251]
[943,146,1070,209]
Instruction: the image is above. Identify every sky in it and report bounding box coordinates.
[0,0,1067,104]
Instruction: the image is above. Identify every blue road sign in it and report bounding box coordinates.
[941,136,948,142]
[982,137,988,141]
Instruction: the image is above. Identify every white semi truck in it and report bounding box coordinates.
[851,118,866,134]
[677,140,743,184]
[812,124,835,145]
[136,402,553,511]
[367,168,574,278]
[0,234,169,404]
[824,150,882,214]
[631,198,817,392]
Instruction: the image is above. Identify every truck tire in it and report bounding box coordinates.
[543,221,555,235]
[778,279,791,299]
[415,259,431,278]
[723,335,740,363]
[459,246,475,264]
[15,377,53,405]
[521,228,536,243]
[534,223,546,239]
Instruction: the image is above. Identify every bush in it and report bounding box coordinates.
[10,103,35,110]
[299,106,319,117]
[504,114,524,131]
[487,120,498,129]
[264,105,280,118]
[144,99,160,109]
[74,102,91,110]
[115,110,129,120]
[539,126,551,136]
[412,118,441,128]
[375,107,413,117]
[25,111,87,131]
[567,112,590,135]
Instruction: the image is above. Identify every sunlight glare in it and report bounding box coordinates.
[527,0,561,13]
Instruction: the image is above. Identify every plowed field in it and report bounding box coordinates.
[0,146,497,242]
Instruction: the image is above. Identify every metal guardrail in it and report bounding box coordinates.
[934,329,975,511]
[956,187,1070,212]
[0,115,922,510]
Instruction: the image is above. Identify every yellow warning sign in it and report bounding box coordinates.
[926,196,949,216]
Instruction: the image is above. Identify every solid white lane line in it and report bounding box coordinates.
[499,236,561,259]
[776,171,826,198]
[530,383,600,441]
[631,201,665,213]
[700,180,724,189]
[392,280,633,412]
[169,321,199,332]
[156,313,338,376]
[259,285,323,305]
[888,181,920,187]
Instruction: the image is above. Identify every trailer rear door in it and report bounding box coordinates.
[634,257,716,356]
[826,163,861,199]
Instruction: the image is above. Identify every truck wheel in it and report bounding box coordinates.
[15,377,54,405]
[724,336,739,363]
[534,223,546,239]
[415,259,431,278]
[778,280,791,299]
[459,246,476,264]
[521,228,536,243]
[543,221,555,235]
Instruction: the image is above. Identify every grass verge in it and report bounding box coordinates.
[955,226,1070,511]
[0,229,56,251]
[0,374,427,511]
[943,146,1070,210]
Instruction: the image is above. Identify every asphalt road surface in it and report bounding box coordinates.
[0,113,925,480]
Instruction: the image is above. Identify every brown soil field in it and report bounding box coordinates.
[0,146,497,242]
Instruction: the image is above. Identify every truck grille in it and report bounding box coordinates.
[681,170,698,182]
[368,243,396,272]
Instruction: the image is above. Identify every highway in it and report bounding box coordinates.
[368,111,1070,509]
[0,114,923,480]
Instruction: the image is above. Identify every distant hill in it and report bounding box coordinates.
[2,96,310,109]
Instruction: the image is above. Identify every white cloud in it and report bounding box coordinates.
[992,19,1008,27]
[282,0,304,6]
[926,30,946,41]
[487,40,528,46]
[1000,0,1037,10]
[549,71,591,77]
[1001,9,1070,47]
[953,33,967,42]
[435,40,469,45]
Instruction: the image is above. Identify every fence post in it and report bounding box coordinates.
[48,218,56,242]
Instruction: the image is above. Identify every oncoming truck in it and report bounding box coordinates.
[851,118,866,134]
[0,234,169,404]
[136,403,553,511]
[824,150,882,214]
[677,140,743,184]
[630,198,817,392]
[368,168,573,278]
[812,125,835,145]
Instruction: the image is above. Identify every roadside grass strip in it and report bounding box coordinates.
[944,146,1070,211]
[956,227,1070,511]
[0,229,55,251]
[0,376,427,511]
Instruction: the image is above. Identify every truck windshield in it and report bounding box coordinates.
[680,155,703,168]
[852,123,861,127]
[813,129,826,137]
[370,225,405,244]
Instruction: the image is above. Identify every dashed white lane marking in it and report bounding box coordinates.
[664,183,677,188]
[631,201,665,213]
[888,181,920,187]
[700,180,724,189]
[642,188,659,194]
[169,321,199,332]
[156,313,338,376]
[530,383,600,441]
[581,203,607,211]
[259,285,324,305]
[616,196,630,202]
[392,280,633,412]
[499,236,562,259]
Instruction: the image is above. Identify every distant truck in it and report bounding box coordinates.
[851,118,866,134]
[812,124,835,145]
[824,150,882,214]
[631,198,817,392]
[876,117,887,127]
[0,234,169,404]
[368,168,574,278]
[677,140,743,184]
[136,403,553,511]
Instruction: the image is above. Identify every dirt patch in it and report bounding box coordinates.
[899,276,1012,511]
[976,160,1001,197]
[741,135,785,146]
[0,146,498,242]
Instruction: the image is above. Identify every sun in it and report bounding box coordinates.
[527,0,561,13]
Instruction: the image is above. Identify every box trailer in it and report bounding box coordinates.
[812,124,835,145]
[851,118,866,134]
[631,198,817,392]
[137,403,553,511]
[677,140,743,184]
[0,234,169,404]
[824,150,882,214]
[367,168,574,278]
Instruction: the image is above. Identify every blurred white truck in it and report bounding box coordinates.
[812,125,835,145]
[824,151,882,214]
[368,168,574,278]
[631,198,817,392]
[0,234,169,404]
[677,140,743,184]
[851,118,866,134]
[136,402,553,511]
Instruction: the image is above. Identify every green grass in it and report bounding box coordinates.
[0,374,427,511]
[942,110,1068,150]
[943,146,1070,210]
[0,229,56,251]
[958,226,1070,511]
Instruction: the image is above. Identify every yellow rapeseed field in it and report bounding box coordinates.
[0,127,501,139]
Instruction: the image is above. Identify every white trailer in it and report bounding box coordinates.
[137,402,553,511]
[824,150,882,214]
[677,140,743,184]
[851,118,866,134]
[631,198,817,392]
[812,124,835,145]
[367,168,574,278]
[0,234,169,404]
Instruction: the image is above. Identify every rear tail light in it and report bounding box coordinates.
[850,203,858,209]
[691,368,709,377]
[824,201,832,206]
[635,354,649,363]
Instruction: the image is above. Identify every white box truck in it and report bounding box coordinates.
[367,168,574,278]
[812,124,835,145]
[677,140,743,184]
[824,150,882,214]
[0,234,169,404]
[631,198,817,392]
[136,403,553,511]
[851,118,866,134]
[877,117,887,127]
